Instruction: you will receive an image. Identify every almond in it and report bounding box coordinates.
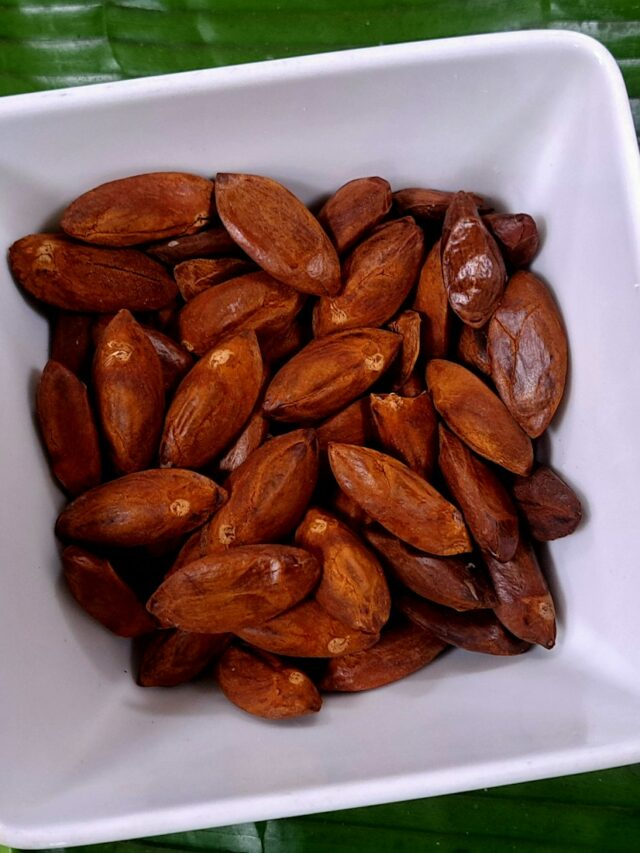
[50,312,93,377]
[146,226,239,264]
[318,176,392,254]
[218,410,269,476]
[316,398,374,450]
[370,392,438,478]
[138,630,230,687]
[456,324,491,375]
[484,213,539,268]
[393,187,487,220]
[512,466,583,541]
[413,240,452,358]
[174,257,254,300]
[388,309,422,390]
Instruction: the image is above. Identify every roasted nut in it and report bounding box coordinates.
[394,188,487,220]
[50,312,93,377]
[174,257,254,300]
[388,310,422,390]
[484,212,539,268]
[318,176,392,254]
[456,324,491,376]
[316,398,374,449]
[146,226,239,264]
[370,392,438,478]
[138,630,230,687]
[513,466,583,541]
[413,240,453,358]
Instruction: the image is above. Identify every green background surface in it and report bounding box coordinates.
[3,1,640,851]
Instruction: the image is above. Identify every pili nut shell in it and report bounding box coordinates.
[487,270,568,438]
[393,187,488,220]
[159,330,263,469]
[312,217,424,337]
[398,371,424,397]
[328,443,471,556]
[174,257,255,300]
[512,466,583,541]
[60,172,215,247]
[413,240,453,359]
[295,507,391,633]
[438,423,519,562]
[364,528,496,611]
[316,398,374,450]
[456,324,491,376]
[483,539,557,649]
[320,618,448,692]
[93,309,165,473]
[397,592,531,656]
[331,488,373,528]
[260,320,306,364]
[427,359,533,476]
[56,468,226,547]
[51,312,93,376]
[263,328,401,423]
[441,191,506,328]
[146,226,239,264]
[215,173,341,296]
[200,428,319,554]
[387,309,422,389]
[178,271,304,356]
[62,545,156,637]
[138,629,231,687]
[9,234,177,312]
[484,213,540,268]
[218,410,270,475]
[217,645,322,719]
[318,176,392,254]
[147,545,320,633]
[370,392,438,479]
[143,327,193,393]
[36,360,102,496]
[236,599,380,657]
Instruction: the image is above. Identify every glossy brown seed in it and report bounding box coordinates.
[217,645,322,719]
[398,592,530,655]
[62,545,156,637]
[218,410,269,476]
[51,312,93,376]
[60,173,214,246]
[178,271,304,356]
[201,429,318,554]
[159,330,263,469]
[10,234,177,312]
[215,173,341,296]
[456,324,491,375]
[36,361,102,496]
[364,528,496,611]
[143,327,193,393]
[146,226,239,264]
[174,258,254,300]
[370,392,438,478]
[388,310,422,390]
[441,192,506,328]
[318,176,392,254]
[328,443,471,556]
[237,599,380,657]
[320,619,448,692]
[147,545,320,633]
[93,310,164,473]
[512,466,583,541]
[295,508,390,633]
[316,398,374,450]
[260,320,306,365]
[483,539,556,649]
[413,240,453,358]
[427,359,533,475]
[138,630,230,687]
[484,213,540,268]
[263,328,401,422]
[56,468,226,546]
[438,424,519,562]
[488,271,568,438]
[393,188,487,220]
[331,489,373,528]
[313,218,424,337]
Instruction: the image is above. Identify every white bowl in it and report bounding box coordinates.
[2,29,640,849]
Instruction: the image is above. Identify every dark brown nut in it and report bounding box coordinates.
[218,411,269,476]
[50,312,93,376]
[93,310,165,473]
[488,270,568,438]
[62,545,156,637]
[260,320,306,365]
[236,599,380,657]
[456,324,491,375]
[295,508,390,633]
[174,258,254,300]
[36,360,102,496]
[201,429,319,554]
[398,592,531,655]
[413,239,453,358]
[143,327,193,393]
[146,226,239,264]
[159,330,263,470]
[441,191,506,328]
[388,310,422,390]
[316,398,374,450]
[370,392,438,479]
[217,645,322,719]
[147,545,320,633]
[328,443,471,556]
[313,218,424,336]
[364,528,496,611]
[318,176,392,254]
[320,618,448,692]
[263,328,401,423]
[483,539,557,649]
[393,188,488,220]
[170,527,206,574]
[512,466,583,541]
[427,359,533,476]
[178,271,304,356]
[138,630,230,687]
[10,234,177,312]
[398,371,424,397]
[215,173,341,296]
[438,424,519,562]
[60,173,214,246]
[56,469,226,547]
[484,213,539,268]
[330,489,373,528]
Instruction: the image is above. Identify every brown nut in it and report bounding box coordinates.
[50,312,93,377]
[174,257,254,300]
[260,320,306,365]
[330,489,374,528]
[143,327,193,393]
[393,187,488,220]
[456,324,491,376]
[318,176,392,254]
[512,466,583,541]
[316,398,374,450]
[146,226,239,264]
[387,310,422,390]
[370,392,438,479]
[218,410,269,476]
[484,212,539,268]
[413,239,453,358]
[138,630,230,687]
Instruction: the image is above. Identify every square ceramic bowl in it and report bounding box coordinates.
[2,29,640,849]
